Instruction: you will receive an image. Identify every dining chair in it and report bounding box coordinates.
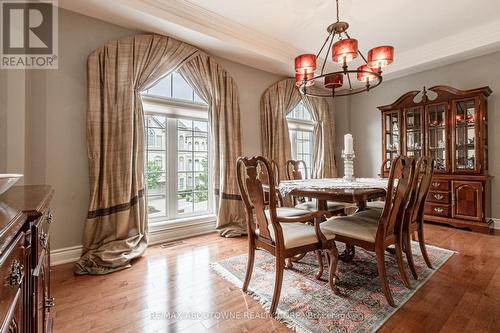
[320,156,416,307]
[285,159,347,215]
[237,156,339,315]
[366,157,393,210]
[364,156,435,281]
[402,156,435,278]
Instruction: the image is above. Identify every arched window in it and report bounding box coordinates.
[287,100,314,177]
[143,71,212,221]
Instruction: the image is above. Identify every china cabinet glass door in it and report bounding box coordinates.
[403,106,423,158]
[383,111,400,171]
[453,98,478,172]
[426,103,448,171]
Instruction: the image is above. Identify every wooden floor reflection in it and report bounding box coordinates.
[51,224,500,332]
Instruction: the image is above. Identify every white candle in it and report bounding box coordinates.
[344,133,354,154]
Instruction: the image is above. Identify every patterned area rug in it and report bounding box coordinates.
[212,242,454,333]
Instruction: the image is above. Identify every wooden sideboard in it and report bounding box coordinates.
[0,186,54,332]
[378,86,492,233]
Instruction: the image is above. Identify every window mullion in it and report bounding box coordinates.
[167,118,178,218]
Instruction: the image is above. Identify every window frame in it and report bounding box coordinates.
[143,95,214,226]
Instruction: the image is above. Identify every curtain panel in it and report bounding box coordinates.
[260,79,302,181]
[179,53,246,237]
[260,78,337,183]
[304,94,338,178]
[76,34,244,275]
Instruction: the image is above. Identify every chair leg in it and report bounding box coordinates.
[315,250,324,280]
[404,229,418,280]
[286,258,293,269]
[395,239,412,289]
[418,224,433,269]
[270,255,285,315]
[375,246,396,307]
[328,245,339,292]
[242,241,256,292]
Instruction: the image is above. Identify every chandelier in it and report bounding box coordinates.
[294,0,394,98]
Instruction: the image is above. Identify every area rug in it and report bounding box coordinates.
[211,242,454,333]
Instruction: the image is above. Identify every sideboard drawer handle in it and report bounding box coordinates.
[433,194,444,200]
[46,212,53,224]
[9,260,24,286]
[39,232,48,250]
[432,182,441,187]
[433,207,444,213]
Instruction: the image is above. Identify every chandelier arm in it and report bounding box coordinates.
[321,32,335,75]
[347,71,352,90]
[316,32,332,59]
[357,50,369,64]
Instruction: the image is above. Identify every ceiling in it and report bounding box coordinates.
[59,0,500,83]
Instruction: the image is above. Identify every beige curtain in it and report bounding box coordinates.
[179,53,246,237]
[75,35,199,275]
[304,94,338,178]
[260,78,302,180]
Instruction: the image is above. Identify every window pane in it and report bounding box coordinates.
[172,72,194,101]
[193,92,206,104]
[147,172,166,218]
[178,192,193,214]
[178,130,193,152]
[287,100,312,121]
[146,74,172,98]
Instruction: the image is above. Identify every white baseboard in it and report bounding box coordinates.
[49,217,217,266]
[490,218,500,230]
[50,245,83,266]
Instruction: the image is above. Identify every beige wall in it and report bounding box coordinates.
[21,9,285,250]
[0,70,27,180]
[212,56,283,156]
[348,51,500,218]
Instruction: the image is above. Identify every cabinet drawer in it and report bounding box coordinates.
[427,191,450,204]
[0,233,25,330]
[430,180,450,191]
[425,203,451,217]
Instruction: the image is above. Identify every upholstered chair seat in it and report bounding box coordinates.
[257,222,336,249]
[321,216,379,243]
[265,207,314,218]
[366,201,385,210]
[295,200,347,212]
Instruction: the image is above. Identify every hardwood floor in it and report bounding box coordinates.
[51,224,500,333]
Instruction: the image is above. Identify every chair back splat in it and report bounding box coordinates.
[286,160,308,180]
[377,156,416,240]
[237,156,279,242]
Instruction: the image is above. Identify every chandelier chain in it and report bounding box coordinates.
[336,0,340,22]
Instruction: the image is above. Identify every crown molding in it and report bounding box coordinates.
[58,0,500,80]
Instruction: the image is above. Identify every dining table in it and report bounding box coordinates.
[277,177,390,262]
[277,177,389,212]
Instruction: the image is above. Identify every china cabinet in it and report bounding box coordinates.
[378,86,492,233]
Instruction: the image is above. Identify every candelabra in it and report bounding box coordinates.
[341,150,355,182]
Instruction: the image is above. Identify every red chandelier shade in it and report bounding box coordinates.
[295,72,315,87]
[332,39,358,64]
[357,65,377,82]
[295,54,317,73]
[324,74,343,89]
[367,45,394,69]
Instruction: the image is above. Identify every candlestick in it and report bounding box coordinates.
[341,149,355,182]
